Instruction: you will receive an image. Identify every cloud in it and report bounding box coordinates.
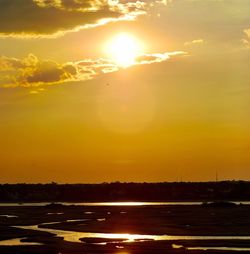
[135,51,185,64]
[0,0,165,38]
[0,54,93,87]
[29,90,39,94]
[244,29,250,38]
[0,51,186,88]
[29,88,45,94]
[241,29,250,48]
[184,39,204,46]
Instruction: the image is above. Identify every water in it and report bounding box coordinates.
[1,222,250,251]
[47,212,64,215]
[0,238,42,246]
[0,215,18,218]
[173,244,250,252]
[0,201,200,206]
[188,247,250,251]
[1,201,250,250]
[16,225,154,243]
[0,201,250,206]
[13,224,250,243]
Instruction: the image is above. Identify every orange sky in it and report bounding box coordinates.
[0,0,250,183]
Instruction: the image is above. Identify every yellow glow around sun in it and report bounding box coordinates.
[105,33,143,67]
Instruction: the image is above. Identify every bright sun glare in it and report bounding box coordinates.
[105,33,143,67]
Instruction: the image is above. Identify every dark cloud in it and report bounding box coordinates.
[26,61,73,84]
[0,0,164,38]
[0,0,119,37]
[0,54,93,87]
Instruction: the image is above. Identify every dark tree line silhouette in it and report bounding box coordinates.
[0,181,250,202]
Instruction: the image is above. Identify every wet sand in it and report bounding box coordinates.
[1,204,250,253]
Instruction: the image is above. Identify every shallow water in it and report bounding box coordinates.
[0,201,201,206]
[1,201,250,206]
[0,215,18,218]
[14,224,250,243]
[188,247,250,251]
[2,223,250,249]
[0,238,42,246]
[172,244,250,252]
[16,225,154,243]
[47,212,63,215]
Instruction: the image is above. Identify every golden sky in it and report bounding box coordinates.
[0,0,250,183]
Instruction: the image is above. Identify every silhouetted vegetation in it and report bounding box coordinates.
[45,203,66,209]
[0,181,250,202]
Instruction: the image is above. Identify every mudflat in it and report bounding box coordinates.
[1,204,250,253]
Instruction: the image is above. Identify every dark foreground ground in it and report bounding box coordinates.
[1,204,250,253]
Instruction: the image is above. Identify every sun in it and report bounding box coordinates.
[104,33,143,67]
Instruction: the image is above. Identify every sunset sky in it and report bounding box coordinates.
[0,0,250,183]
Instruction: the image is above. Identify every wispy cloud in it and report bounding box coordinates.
[0,0,166,38]
[184,39,204,46]
[241,29,250,48]
[244,29,250,38]
[135,51,185,64]
[0,51,186,88]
